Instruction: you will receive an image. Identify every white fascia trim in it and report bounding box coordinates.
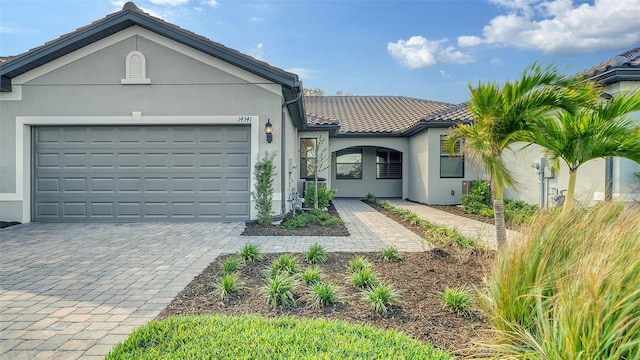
[3,114,259,222]
[11,26,280,96]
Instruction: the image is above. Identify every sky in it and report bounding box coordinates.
[1,0,639,104]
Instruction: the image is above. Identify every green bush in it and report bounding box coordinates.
[280,210,343,230]
[305,243,328,264]
[221,256,243,275]
[441,286,474,317]
[304,181,336,209]
[262,273,297,308]
[504,199,539,225]
[480,203,640,359]
[239,243,262,263]
[252,152,276,225]
[461,180,492,214]
[307,282,342,308]
[106,315,454,359]
[365,283,401,314]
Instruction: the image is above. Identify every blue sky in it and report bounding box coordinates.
[1,0,639,103]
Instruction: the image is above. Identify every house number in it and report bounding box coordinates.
[237,116,252,123]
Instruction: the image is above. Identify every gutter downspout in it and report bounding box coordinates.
[281,82,303,215]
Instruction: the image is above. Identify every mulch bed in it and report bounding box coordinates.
[160,200,496,353]
[425,204,520,231]
[241,202,350,237]
[158,250,494,353]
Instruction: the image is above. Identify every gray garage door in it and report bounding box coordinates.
[33,125,251,222]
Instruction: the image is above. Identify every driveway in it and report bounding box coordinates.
[0,200,427,359]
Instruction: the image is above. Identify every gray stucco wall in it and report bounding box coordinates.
[0,27,291,221]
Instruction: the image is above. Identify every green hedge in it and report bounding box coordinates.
[106,314,453,359]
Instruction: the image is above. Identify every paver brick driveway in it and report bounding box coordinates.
[0,222,246,360]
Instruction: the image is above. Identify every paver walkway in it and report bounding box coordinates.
[0,199,427,359]
[385,199,520,249]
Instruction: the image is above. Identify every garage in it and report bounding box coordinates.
[32,125,251,222]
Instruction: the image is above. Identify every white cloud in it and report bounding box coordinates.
[149,0,188,5]
[286,67,317,79]
[250,42,265,60]
[457,35,483,47]
[439,69,452,79]
[463,0,640,55]
[0,25,15,34]
[203,0,219,7]
[250,16,263,22]
[490,57,504,66]
[387,36,475,69]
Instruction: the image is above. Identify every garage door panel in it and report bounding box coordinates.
[34,125,250,221]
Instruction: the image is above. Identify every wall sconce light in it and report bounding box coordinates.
[265,119,273,143]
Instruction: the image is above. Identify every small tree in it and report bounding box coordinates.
[305,136,333,209]
[252,152,276,225]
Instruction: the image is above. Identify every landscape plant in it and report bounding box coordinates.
[301,266,322,285]
[252,152,276,225]
[307,282,342,308]
[480,202,640,359]
[381,246,402,262]
[262,273,297,308]
[280,209,342,230]
[351,267,379,290]
[304,181,336,210]
[446,63,593,247]
[461,180,492,214]
[239,243,262,263]
[366,283,401,314]
[220,256,243,275]
[441,286,474,317]
[214,273,243,300]
[305,243,328,264]
[106,314,454,359]
[269,254,299,277]
[348,255,373,273]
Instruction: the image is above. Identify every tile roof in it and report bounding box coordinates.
[580,47,640,84]
[304,96,471,135]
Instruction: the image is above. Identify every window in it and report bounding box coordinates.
[376,149,402,179]
[440,135,464,178]
[300,138,316,179]
[336,148,362,179]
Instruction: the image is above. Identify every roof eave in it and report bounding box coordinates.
[334,131,404,138]
[587,68,640,85]
[402,119,472,137]
[303,123,341,137]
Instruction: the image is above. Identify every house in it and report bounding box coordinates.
[0,2,305,222]
[1,2,637,224]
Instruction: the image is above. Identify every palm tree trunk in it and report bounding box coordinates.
[492,183,507,248]
[563,169,577,210]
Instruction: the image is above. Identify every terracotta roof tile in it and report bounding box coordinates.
[304,96,468,134]
[581,47,640,79]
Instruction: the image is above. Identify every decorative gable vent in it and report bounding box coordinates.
[121,51,151,84]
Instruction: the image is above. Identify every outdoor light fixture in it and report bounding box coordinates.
[265,119,273,143]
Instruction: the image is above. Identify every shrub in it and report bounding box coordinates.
[252,152,276,225]
[351,267,379,290]
[480,203,640,359]
[381,246,402,262]
[220,256,243,275]
[239,243,262,263]
[365,283,401,314]
[262,273,296,308]
[479,208,494,217]
[106,315,454,359]
[301,266,322,285]
[460,180,492,214]
[348,256,373,273]
[304,181,336,210]
[441,286,474,317]
[305,243,328,264]
[269,254,298,277]
[215,273,243,300]
[307,282,342,308]
[504,199,539,225]
[280,210,343,230]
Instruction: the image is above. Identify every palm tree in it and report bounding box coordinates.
[446,63,591,248]
[528,90,640,210]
